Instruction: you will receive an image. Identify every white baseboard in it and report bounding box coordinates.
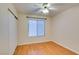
[18,40,51,45]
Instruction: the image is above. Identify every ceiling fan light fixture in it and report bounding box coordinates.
[42,9,49,14]
[49,7,56,10]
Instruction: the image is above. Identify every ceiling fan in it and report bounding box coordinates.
[34,3,56,14]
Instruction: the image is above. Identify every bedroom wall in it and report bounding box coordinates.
[0,4,18,54]
[51,6,79,54]
[18,13,52,45]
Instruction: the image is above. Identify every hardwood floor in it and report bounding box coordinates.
[14,41,77,55]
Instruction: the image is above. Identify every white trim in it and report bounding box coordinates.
[18,40,51,45]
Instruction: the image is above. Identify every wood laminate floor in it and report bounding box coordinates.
[14,41,77,55]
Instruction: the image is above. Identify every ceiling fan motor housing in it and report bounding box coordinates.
[42,3,48,9]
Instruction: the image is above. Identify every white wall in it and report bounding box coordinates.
[51,6,79,54]
[0,4,18,54]
[8,10,18,54]
[18,13,52,45]
[0,4,9,54]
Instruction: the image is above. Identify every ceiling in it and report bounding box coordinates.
[13,3,79,17]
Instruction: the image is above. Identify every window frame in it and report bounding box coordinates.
[28,19,45,37]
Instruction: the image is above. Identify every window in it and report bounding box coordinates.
[28,18,45,37]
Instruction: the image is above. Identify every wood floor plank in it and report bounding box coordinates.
[14,41,77,55]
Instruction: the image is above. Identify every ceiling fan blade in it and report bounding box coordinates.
[32,8,41,13]
[32,3,43,13]
[48,7,56,10]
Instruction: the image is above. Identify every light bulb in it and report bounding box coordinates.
[42,9,49,14]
